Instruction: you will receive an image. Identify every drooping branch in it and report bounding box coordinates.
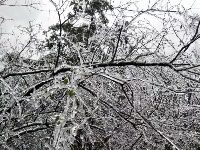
[1,61,173,79]
[6,59,200,99]
[20,61,176,97]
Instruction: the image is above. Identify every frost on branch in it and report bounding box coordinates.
[1,0,200,150]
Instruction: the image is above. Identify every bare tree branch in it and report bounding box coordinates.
[170,21,200,63]
[2,69,53,79]
[111,25,123,62]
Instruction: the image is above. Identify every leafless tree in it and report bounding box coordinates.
[1,0,200,150]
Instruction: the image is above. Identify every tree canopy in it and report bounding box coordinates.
[1,0,200,150]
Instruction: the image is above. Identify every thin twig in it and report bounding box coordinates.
[111,25,123,62]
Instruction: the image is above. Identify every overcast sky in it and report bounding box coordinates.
[1,0,56,29]
[0,0,56,41]
[0,0,200,56]
[1,0,200,33]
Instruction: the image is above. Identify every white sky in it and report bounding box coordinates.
[1,0,200,34]
[0,0,56,40]
[0,0,57,57]
[0,0,200,57]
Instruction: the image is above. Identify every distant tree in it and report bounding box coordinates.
[1,0,200,150]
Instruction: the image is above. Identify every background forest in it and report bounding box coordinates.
[0,0,200,149]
